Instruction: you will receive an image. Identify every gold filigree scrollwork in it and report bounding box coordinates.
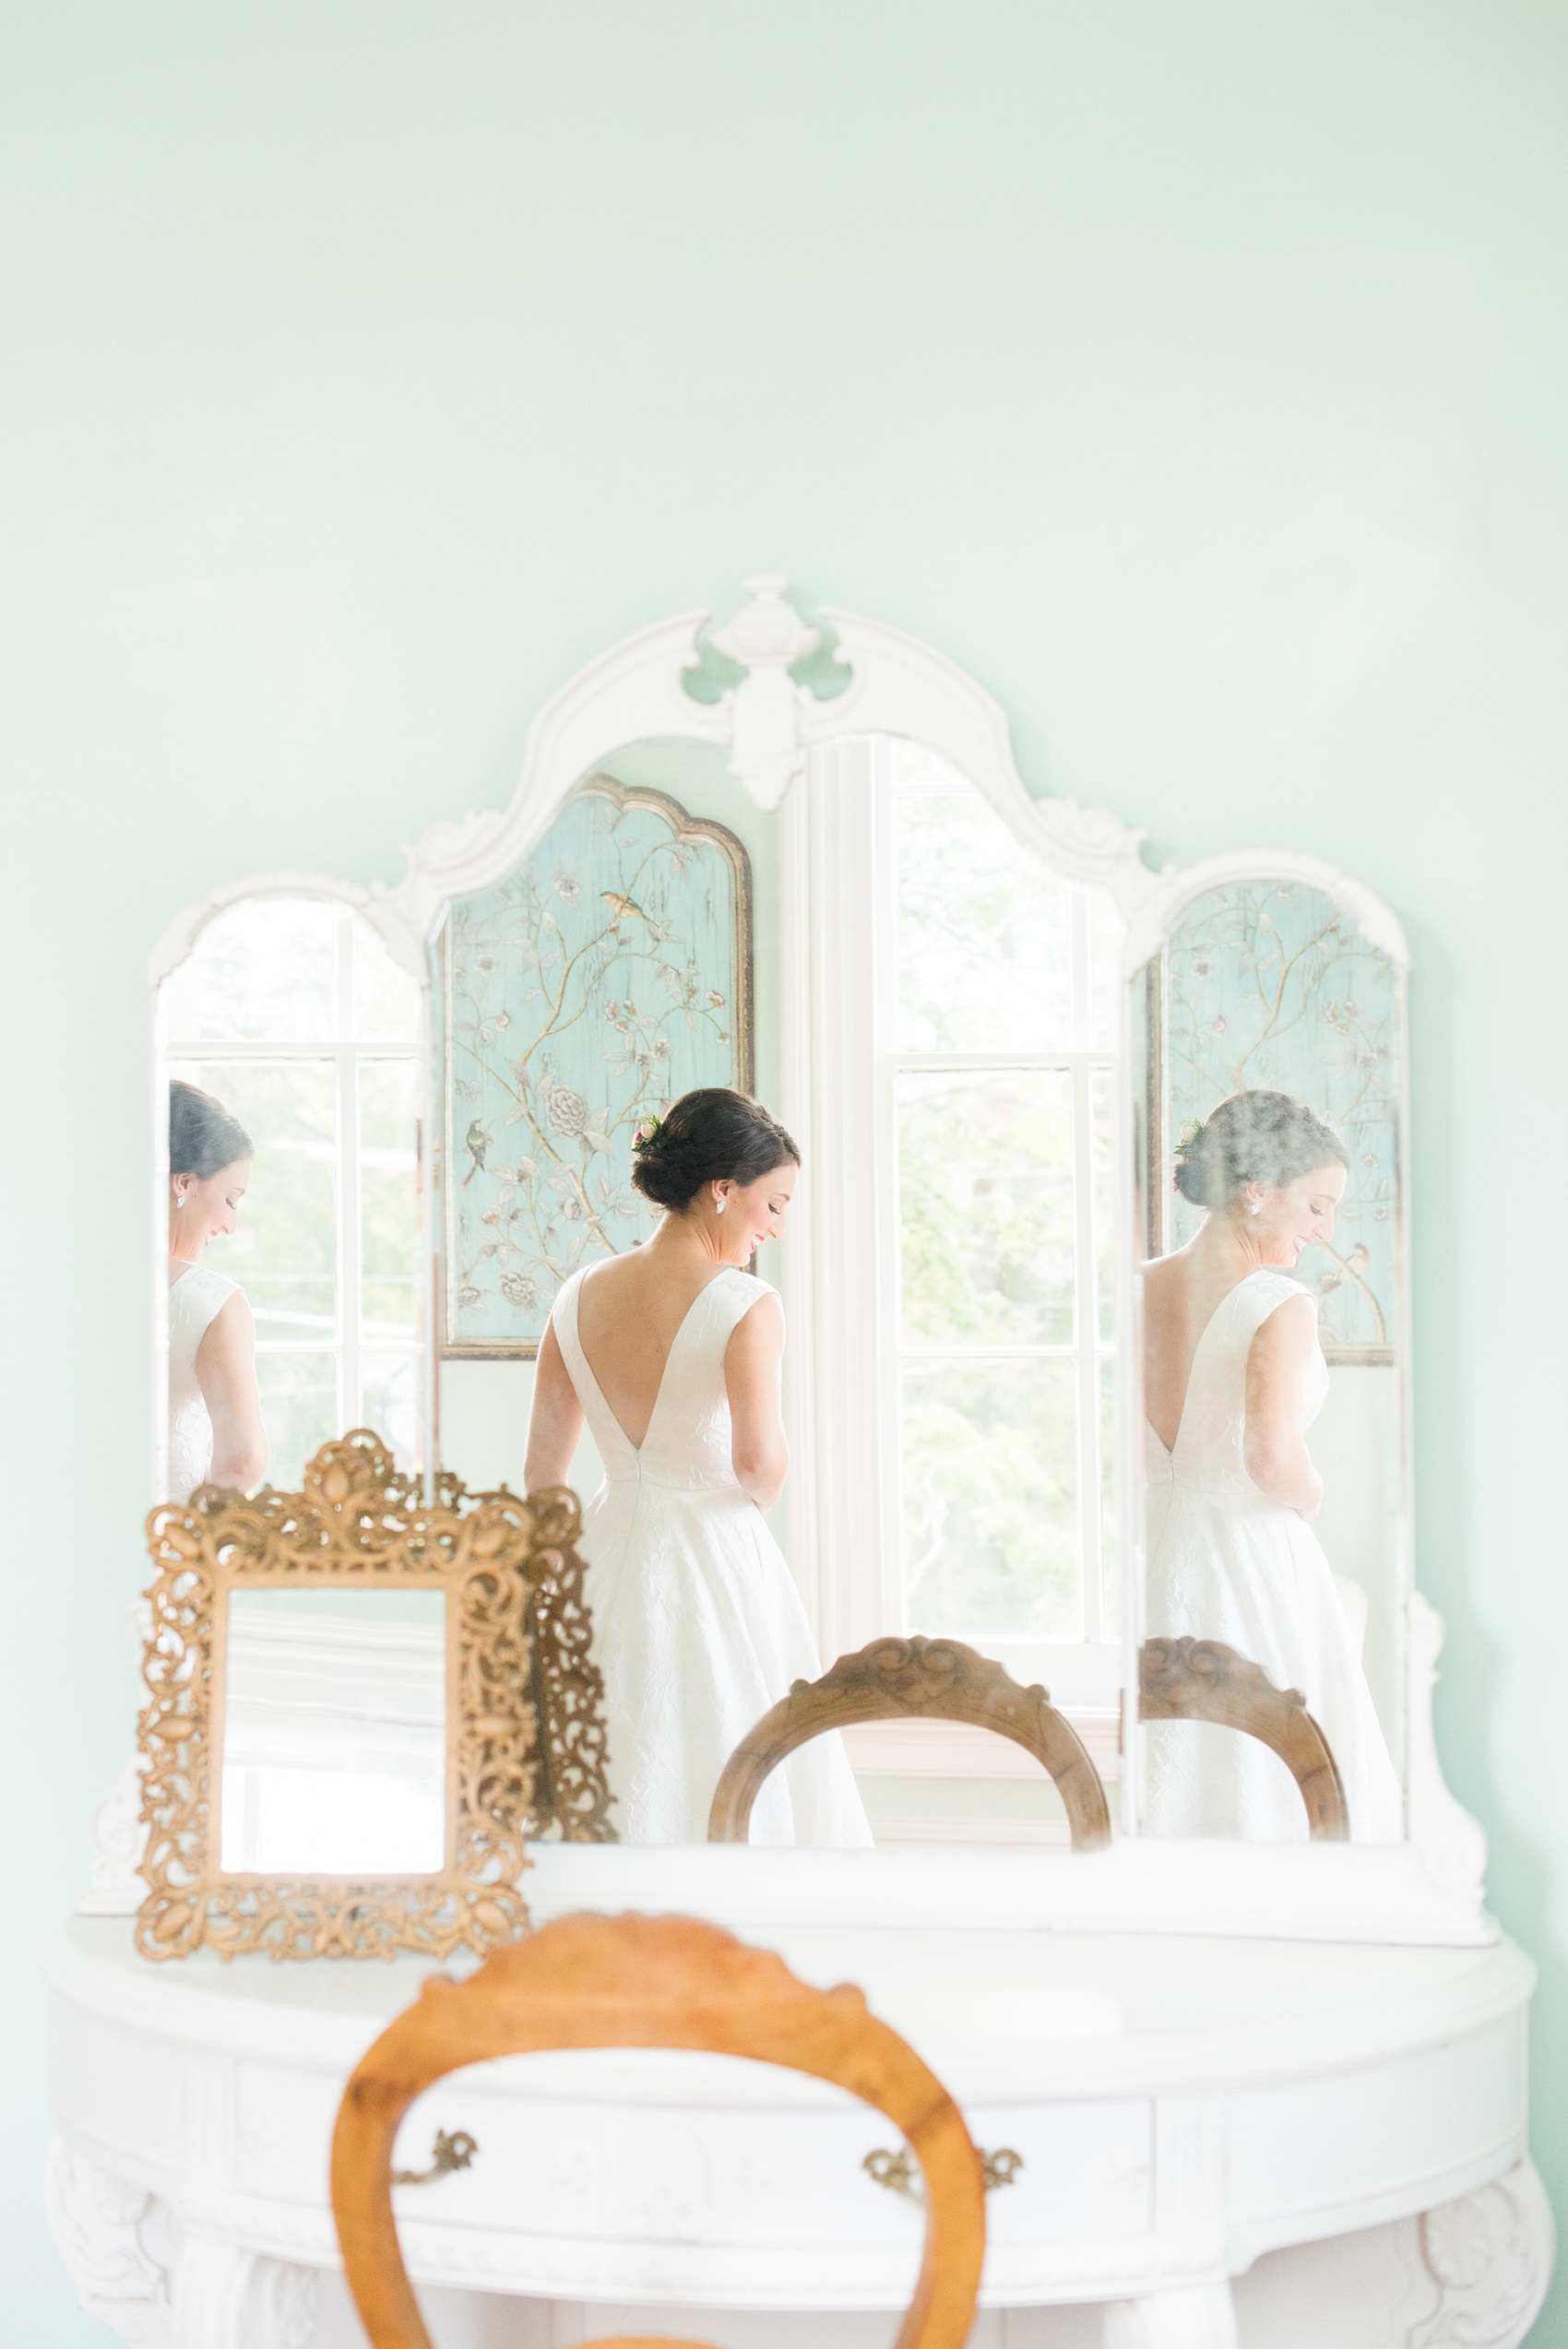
[514,1485,616,1842]
[135,1431,608,1963]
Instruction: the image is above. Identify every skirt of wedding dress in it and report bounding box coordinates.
[580,1477,874,1848]
[1143,1480,1404,1844]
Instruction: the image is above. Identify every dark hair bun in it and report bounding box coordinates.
[171,1079,254,1180]
[1172,1088,1348,1210]
[631,1087,799,1214]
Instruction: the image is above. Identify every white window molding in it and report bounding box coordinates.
[777,733,1124,1710]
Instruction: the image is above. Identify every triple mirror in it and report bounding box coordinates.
[148,602,1413,1881]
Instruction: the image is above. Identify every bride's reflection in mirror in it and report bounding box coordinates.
[524,1086,873,1849]
[168,1080,267,1502]
[158,896,424,1497]
[1141,1090,1401,1841]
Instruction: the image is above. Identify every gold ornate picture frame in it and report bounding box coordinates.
[137,1431,613,1963]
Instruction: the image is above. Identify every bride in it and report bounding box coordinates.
[167,1079,267,1503]
[524,1087,873,1847]
[1141,1088,1403,1842]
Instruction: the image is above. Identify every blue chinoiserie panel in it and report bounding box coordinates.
[439,778,752,1353]
[1158,881,1402,1357]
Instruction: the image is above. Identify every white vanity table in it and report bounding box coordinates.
[47,581,1553,2349]
[46,1844,1549,2349]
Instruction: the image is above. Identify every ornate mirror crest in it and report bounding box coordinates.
[136,1432,612,1963]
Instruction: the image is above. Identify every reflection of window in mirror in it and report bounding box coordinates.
[889,748,1122,1672]
[158,898,422,1494]
[220,1588,445,1876]
[808,735,1126,1848]
[801,730,1125,1859]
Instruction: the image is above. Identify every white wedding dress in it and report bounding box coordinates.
[168,1263,240,1504]
[552,1264,873,1848]
[1144,1267,1404,1843]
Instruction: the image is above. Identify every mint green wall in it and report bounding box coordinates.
[6,3,1566,2337]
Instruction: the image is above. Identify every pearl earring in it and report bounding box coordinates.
[1249,1201,1261,1216]
[716,1198,727,1215]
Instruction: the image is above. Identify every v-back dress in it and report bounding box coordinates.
[1143,1267,1403,1843]
[552,1263,873,1848]
[168,1263,240,1503]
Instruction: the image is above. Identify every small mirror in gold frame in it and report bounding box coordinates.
[135,1431,613,1962]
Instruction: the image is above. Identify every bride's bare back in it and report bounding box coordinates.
[524,1151,799,1507]
[575,1249,732,1450]
[1142,1248,1255,1455]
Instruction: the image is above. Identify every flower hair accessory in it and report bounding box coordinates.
[632,1113,664,1154]
[1176,1116,1206,1154]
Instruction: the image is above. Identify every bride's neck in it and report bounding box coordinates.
[1192,1216,1276,1278]
[647,1213,742,1272]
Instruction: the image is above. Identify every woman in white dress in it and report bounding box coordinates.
[1141,1089,1402,1843]
[525,1088,873,1848]
[167,1079,267,1504]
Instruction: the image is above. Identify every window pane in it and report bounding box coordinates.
[896,789,1075,1052]
[901,1360,1080,1637]
[354,919,422,1042]
[898,1069,1075,1347]
[361,1348,419,1467]
[161,899,339,1043]
[174,1060,338,1337]
[1092,1064,1118,1344]
[1100,1355,1120,1641]
[360,1061,419,1339]
[1088,890,1123,1053]
[255,1349,340,1490]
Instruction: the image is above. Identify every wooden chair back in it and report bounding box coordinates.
[331,1911,986,2349]
[707,1633,1112,1850]
[1138,1635,1349,1839]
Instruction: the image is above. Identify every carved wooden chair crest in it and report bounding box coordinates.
[1139,1635,1349,1839]
[331,1911,986,2349]
[707,1632,1113,1850]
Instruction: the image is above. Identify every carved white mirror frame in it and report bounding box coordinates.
[128,575,1489,1947]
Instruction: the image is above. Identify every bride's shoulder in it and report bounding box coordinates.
[719,1265,780,1316]
[169,1263,240,1335]
[722,1263,777,1299]
[1247,1266,1313,1299]
[1241,1267,1315,1321]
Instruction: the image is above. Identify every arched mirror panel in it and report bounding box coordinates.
[155,895,425,1501]
[1128,870,1410,1845]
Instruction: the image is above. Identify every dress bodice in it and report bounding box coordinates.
[1147,1267,1327,1501]
[167,1263,239,1502]
[553,1264,773,1494]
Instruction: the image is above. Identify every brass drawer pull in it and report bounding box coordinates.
[863,2143,1023,2200]
[393,2129,478,2186]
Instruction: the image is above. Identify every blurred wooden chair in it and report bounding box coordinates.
[1138,1634,1349,1840]
[707,1633,1112,1850]
[331,1910,987,2349]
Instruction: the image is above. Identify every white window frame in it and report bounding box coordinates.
[778,734,1123,1715]
[881,746,1120,1679]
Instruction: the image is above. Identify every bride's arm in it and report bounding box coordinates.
[1243,1295,1324,1520]
[196,1293,268,1491]
[524,1322,586,1491]
[725,1295,789,1511]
